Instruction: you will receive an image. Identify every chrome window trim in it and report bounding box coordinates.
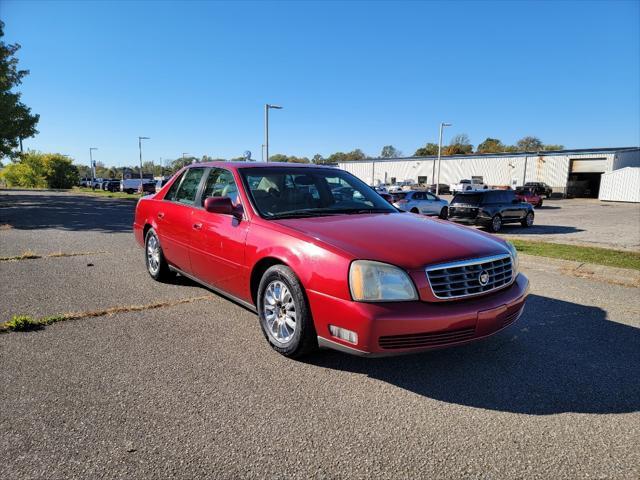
[425,253,514,300]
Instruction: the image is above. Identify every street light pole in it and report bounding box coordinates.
[264,104,282,162]
[138,136,150,190]
[89,147,98,189]
[435,122,452,196]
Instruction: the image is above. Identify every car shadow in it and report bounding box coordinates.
[304,294,640,415]
[0,192,134,233]
[499,225,584,235]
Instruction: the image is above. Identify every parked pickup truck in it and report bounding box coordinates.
[450,178,489,194]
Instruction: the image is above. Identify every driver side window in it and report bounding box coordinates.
[202,168,239,206]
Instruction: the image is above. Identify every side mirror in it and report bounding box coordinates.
[204,196,242,219]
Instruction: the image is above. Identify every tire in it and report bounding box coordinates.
[257,265,317,358]
[488,214,502,233]
[410,208,420,214]
[439,206,448,220]
[144,228,174,282]
[521,211,534,228]
[537,199,543,208]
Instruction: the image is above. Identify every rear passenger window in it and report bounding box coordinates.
[503,191,515,203]
[173,168,205,205]
[164,171,185,201]
[412,192,424,200]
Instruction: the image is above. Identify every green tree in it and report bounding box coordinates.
[268,154,309,163]
[1,151,78,188]
[380,145,401,158]
[312,153,325,164]
[444,134,473,155]
[542,144,564,151]
[0,21,40,158]
[476,137,505,153]
[516,136,544,152]
[326,149,367,163]
[414,142,439,156]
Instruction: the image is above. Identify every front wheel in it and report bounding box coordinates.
[521,211,535,227]
[257,265,317,358]
[488,214,502,233]
[145,228,174,281]
[439,206,448,220]
[410,208,420,214]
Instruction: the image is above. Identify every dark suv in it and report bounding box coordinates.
[448,190,534,232]
[524,182,552,198]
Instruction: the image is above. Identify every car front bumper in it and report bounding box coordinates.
[309,273,529,356]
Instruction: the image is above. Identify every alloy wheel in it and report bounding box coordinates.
[263,280,297,344]
[146,235,160,275]
[526,212,534,226]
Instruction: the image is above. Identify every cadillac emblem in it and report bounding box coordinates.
[478,270,490,286]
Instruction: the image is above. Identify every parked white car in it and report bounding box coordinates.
[393,191,449,219]
[450,178,488,194]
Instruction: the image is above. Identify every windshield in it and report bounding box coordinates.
[452,193,483,205]
[240,167,397,219]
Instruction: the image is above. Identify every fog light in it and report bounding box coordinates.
[329,325,358,345]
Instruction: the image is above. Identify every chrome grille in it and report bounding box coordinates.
[426,254,513,299]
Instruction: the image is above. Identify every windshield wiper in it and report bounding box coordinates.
[269,207,394,219]
[268,210,342,219]
[330,208,394,214]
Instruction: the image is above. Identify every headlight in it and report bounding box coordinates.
[349,260,418,302]
[506,241,519,276]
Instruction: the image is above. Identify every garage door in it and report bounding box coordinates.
[570,158,607,173]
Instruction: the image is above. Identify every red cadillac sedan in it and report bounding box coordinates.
[133,162,529,358]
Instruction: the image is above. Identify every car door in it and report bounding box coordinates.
[189,167,250,300]
[423,192,441,215]
[409,192,423,211]
[501,190,523,220]
[157,168,206,274]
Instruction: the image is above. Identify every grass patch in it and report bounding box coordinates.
[71,187,143,200]
[0,250,105,262]
[0,295,213,334]
[510,239,640,271]
[0,250,41,261]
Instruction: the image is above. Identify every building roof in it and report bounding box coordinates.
[338,147,640,164]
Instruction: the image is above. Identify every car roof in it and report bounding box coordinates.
[184,161,337,171]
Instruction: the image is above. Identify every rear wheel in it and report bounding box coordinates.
[410,208,420,214]
[257,265,317,358]
[521,211,534,227]
[537,199,543,208]
[145,228,174,281]
[489,214,502,233]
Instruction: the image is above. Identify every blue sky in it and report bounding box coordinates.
[2,0,639,167]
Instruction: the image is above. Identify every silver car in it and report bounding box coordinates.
[393,191,449,219]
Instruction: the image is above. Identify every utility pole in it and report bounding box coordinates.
[138,136,150,190]
[435,122,452,196]
[264,104,282,162]
[89,147,98,189]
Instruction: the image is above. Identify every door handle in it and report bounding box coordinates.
[193,223,202,230]
[158,212,165,219]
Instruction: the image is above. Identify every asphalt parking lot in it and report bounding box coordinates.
[1,190,639,479]
[440,195,640,252]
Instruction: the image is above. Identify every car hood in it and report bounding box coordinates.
[275,212,509,270]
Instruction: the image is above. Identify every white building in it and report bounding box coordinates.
[338,147,640,201]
